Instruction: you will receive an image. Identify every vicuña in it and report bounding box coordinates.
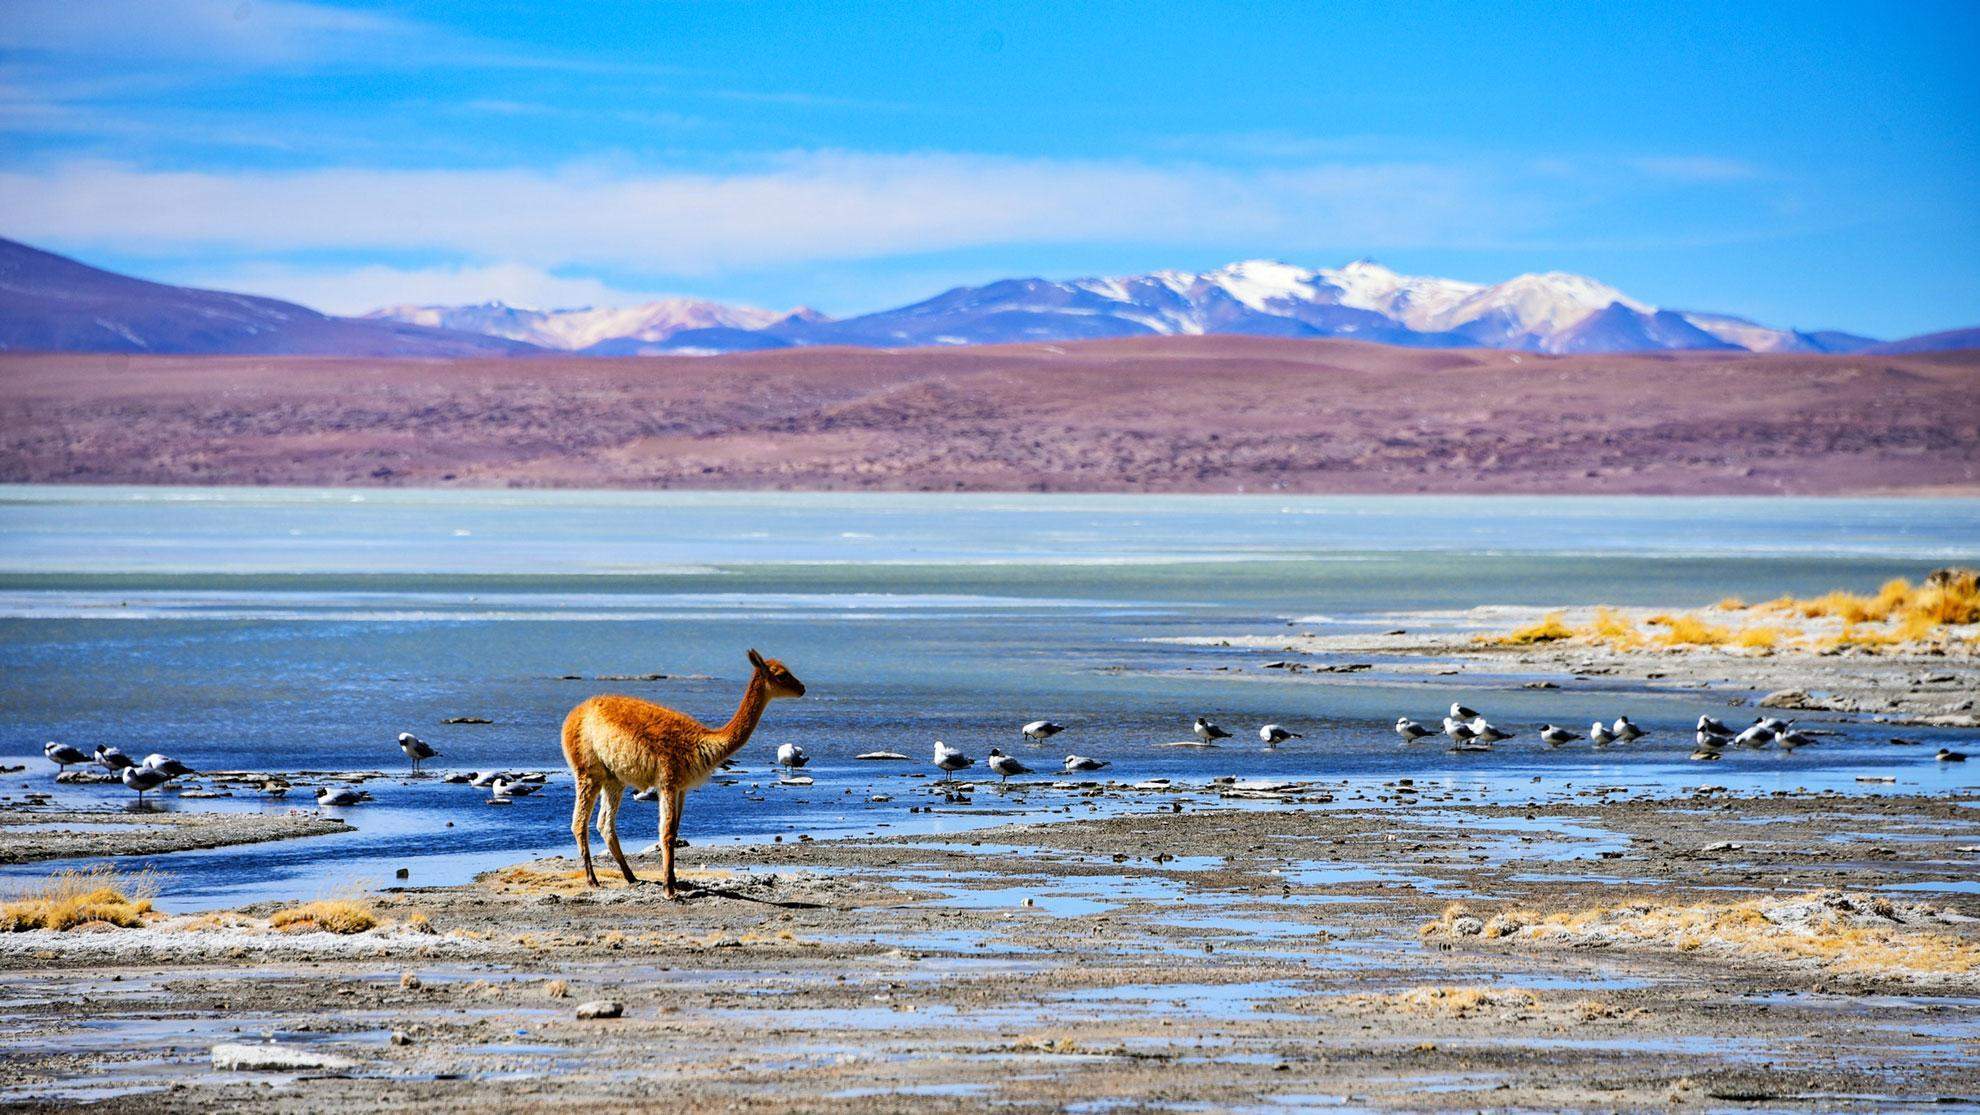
[562,648,806,897]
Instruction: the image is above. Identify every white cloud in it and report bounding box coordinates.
[175,261,676,316]
[0,0,419,66]
[0,152,1552,274]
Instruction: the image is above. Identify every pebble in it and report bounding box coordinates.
[575,1000,622,1020]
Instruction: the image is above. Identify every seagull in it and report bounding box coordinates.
[141,753,195,778]
[316,786,366,807]
[1756,717,1794,735]
[932,740,974,782]
[94,745,136,772]
[1611,716,1645,741]
[1259,724,1301,746]
[1193,717,1231,743]
[776,742,809,777]
[1694,729,1729,751]
[1539,724,1580,746]
[262,780,291,798]
[1021,720,1065,742]
[441,772,473,784]
[1449,703,1480,721]
[1938,748,1968,763]
[1697,716,1733,737]
[1468,717,1513,742]
[1776,727,1816,750]
[1062,753,1109,772]
[398,732,438,771]
[43,741,88,772]
[120,764,172,804]
[1589,721,1617,746]
[468,770,507,788]
[986,748,1030,783]
[490,778,540,799]
[1442,716,1477,744]
[1395,717,1433,742]
[1733,722,1776,748]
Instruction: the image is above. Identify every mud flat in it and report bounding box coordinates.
[1,789,1976,1112]
[0,809,351,865]
[1158,600,1980,726]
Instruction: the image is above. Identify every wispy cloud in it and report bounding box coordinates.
[177,261,682,316]
[0,152,1576,274]
[1626,155,1763,183]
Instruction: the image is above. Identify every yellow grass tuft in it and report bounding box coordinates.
[1732,625,1784,650]
[1712,596,1747,611]
[1,866,157,932]
[1653,614,1732,646]
[1586,606,1646,649]
[269,898,379,935]
[1341,985,1538,1018]
[1483,610,1575,646]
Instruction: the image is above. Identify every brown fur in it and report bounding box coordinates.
[561,649,805,897]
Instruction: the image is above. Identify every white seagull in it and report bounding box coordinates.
[43,741,89,772]
[1776,728,1816,750]
[776,742,809,777]
[1442,716,1477,744]
[120,764,171,804]
[1695,729,1729,751]
[94,745,136,772]
[1449,703,1481,721]
[398,732,438,771]
[316,786,366,807]
[1539,724,1580,745]
[1733,722,1776,748]
[468,770,508,787]
[1395,717,1433,742]
[1589,721,1618,745]
[1021,720,1065,742]
[986,748,1031,783]
[1259,724,1301,746]
[932,740,974,782]
[490,778,540,799]
[1696,715,1733,737]
[1468,717,1514,742]
[141,753,195,778]
[1062,753,1109,772]
[1611,716,1645,741]
[1193,717,1231,743]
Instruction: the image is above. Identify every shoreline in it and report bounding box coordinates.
[2,789,1976,1110]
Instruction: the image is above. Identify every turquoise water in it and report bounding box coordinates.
[1,486,1976,909]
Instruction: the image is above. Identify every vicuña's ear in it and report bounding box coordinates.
[747,648,767,671]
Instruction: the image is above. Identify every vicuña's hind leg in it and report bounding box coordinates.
[598,782,639,885]
[661,788,685,899]
[571,777,602,887]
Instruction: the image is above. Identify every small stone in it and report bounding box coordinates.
[390,1030,412,1046]
[575,1000,622,1020]
[395,868,409,879]
[399,972,421,990]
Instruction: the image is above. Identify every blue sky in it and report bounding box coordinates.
[2,0,1975,336]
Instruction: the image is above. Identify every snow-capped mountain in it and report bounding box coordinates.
[358,259,1883,356]
[362,298,818,353]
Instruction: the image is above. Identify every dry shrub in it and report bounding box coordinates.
[1733,625,1783,650]
[1587,607,1646,649]
[1,866,157,931]
[1654,614,1731,646]
[1484,611,1574,646]
[269,898,379,935]
[1345,985,1538,1018]
[1914,569,1980,625]
[1713,596,1747,611]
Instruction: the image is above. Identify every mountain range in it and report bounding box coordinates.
[3,235,1970,357]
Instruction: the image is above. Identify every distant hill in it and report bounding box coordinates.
[1865,326,1980,354]
[0,238,542,357]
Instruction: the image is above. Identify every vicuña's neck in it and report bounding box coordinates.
[713,671,771,754]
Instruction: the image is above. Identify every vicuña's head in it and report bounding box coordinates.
[748,648,806,698]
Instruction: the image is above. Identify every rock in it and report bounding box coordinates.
[390,1030,412,1046]
[211,1043,358,1072]
[575,1000,622,1020]
[399,972,421,990]
[1522,681,1560,689]
[394,868,409,879]
[1759,689,1813,709]
[855,751,911,761]
[1449,915,1484,937]
[442,716,493,724]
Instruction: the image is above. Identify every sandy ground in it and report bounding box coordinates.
[1,785,1976,1112]
[2,338,1977,494]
